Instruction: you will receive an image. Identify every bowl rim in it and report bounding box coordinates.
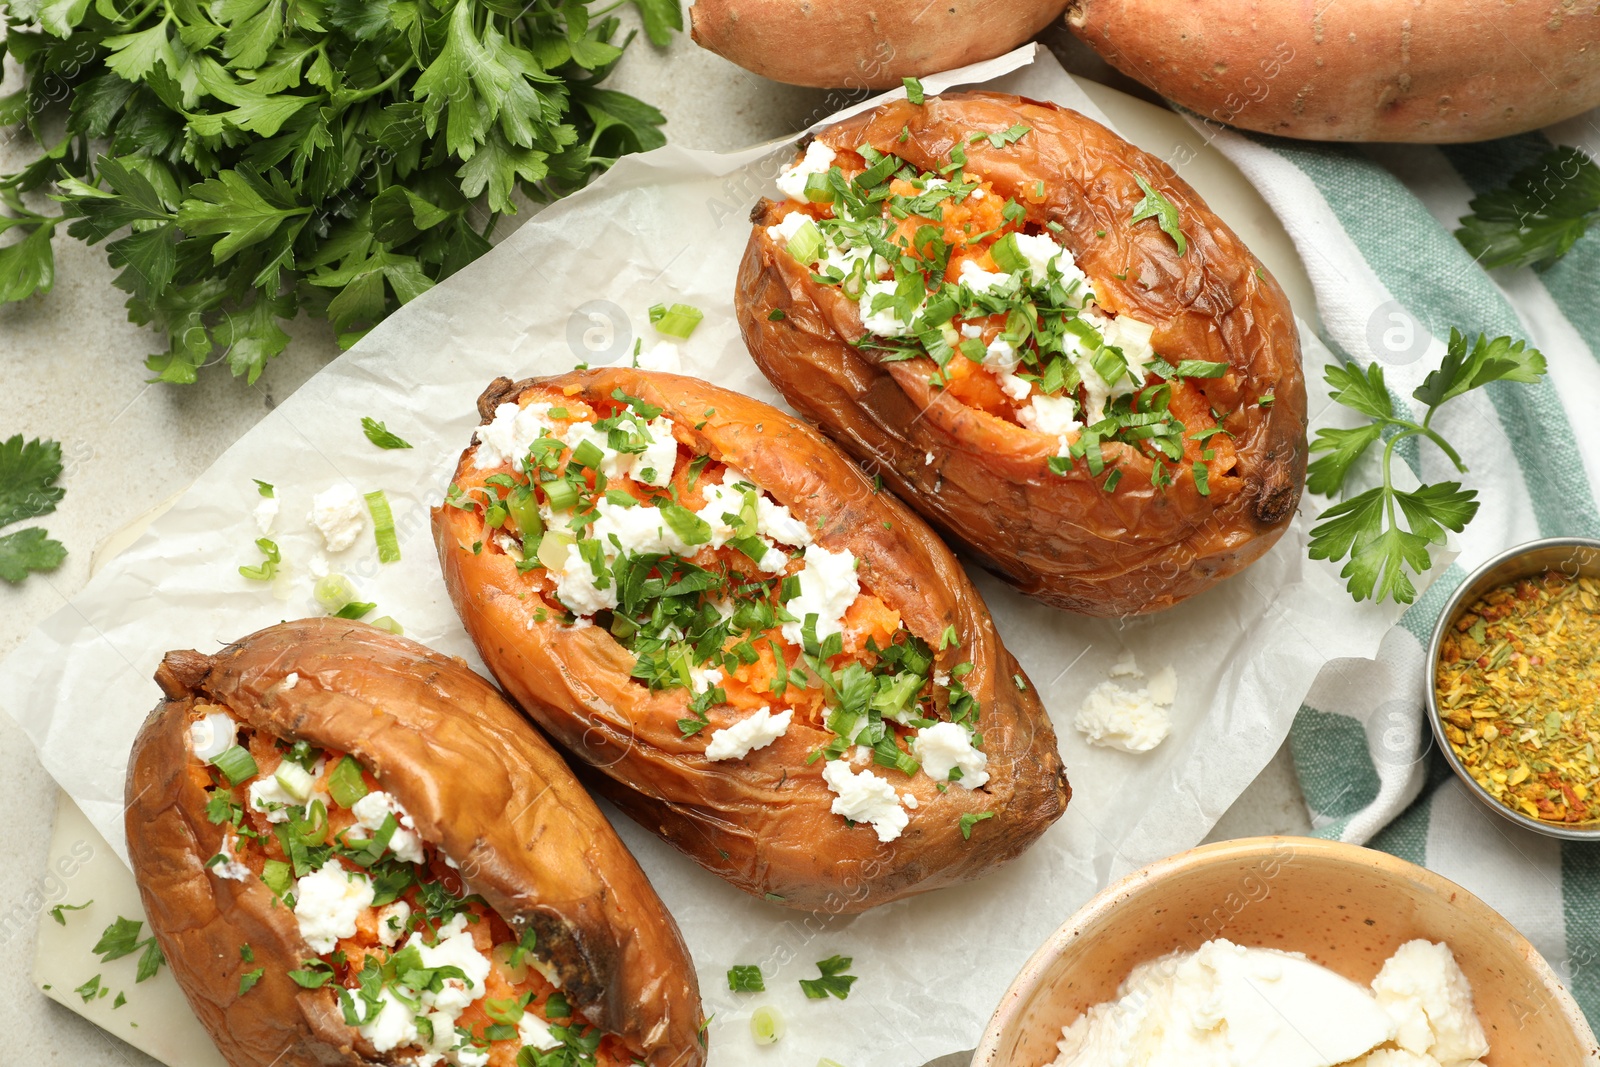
[1424,535,1600,841]
[971,834,1599,1065]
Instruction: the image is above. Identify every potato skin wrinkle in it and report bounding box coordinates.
[434,369,1070,915]
[736,91,1308,617]
[125,618,705,1067]
[1068,0,1600,143]
[689,0,1069,89]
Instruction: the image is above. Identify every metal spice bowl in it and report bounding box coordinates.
[1425,536,1600,841]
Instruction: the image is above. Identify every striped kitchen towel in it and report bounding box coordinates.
[1200,117,1600,1022]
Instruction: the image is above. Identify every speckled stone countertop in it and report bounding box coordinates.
[0,21,1308,1066]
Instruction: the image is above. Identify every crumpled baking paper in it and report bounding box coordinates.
[0,44,1405,1067]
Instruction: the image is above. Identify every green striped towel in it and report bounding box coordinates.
[1200,119,1600,1023]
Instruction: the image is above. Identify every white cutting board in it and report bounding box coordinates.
[31,73,1316,1067]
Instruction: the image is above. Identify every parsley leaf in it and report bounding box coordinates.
[50,901,92,926]
[1130,175,1187,255]
[0,527,66,583]
[361,417,413,451]
[0,435,65,528]
[959,811,995,839]
[1307,329,1543,604]
[1455,146,1600,271]
[727,965,765,992]
[799,955,858,1000]
[91,917,146,962]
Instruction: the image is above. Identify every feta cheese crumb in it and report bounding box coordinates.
[357,985,419,1053]
[705,707,793,761]
[1371,940,1490,1065]
[779,543,860,645]
[901,793,920,809]
[635,340,682,373]
[859,279,920,337]
[766,210,812,244]
[473,401,555,470]
[1073,654,1177,753]
[958,258,1015,294]
[350,790,427,865]
[625,415,680,487]
[405,913,491,1019]
[293,863,375,953]
[821,760,908,842]
[911,721,990,788]
[210,830,251,882]
[254,495,279,534]
[376,900,411,948]
[308,483,365,552]
[776,139,836,201]
[518,1011,563,1052]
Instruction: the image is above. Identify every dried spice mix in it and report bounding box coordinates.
[1436,570,1600,824]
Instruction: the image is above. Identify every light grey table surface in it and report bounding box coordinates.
[0,20,1310,1067]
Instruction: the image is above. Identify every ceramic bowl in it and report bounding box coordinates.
[1424,536,1600,840]
[972,836,1599,1066]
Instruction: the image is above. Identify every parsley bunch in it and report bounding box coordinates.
[1307,330,1547,604]
[0,434,67,583]
[1456,146,1600,271]
[0,0,676,383]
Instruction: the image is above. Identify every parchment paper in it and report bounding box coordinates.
[0,45,1405,1066]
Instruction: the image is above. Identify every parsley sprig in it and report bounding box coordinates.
[1307,330,1547,604]
[1455,146,1600,271]
[0,0,676,382]
[799,954,858,1000]
[0,434,67,583]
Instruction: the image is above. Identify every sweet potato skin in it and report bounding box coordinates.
[433,369,1070,915]
[124,618,705,1067]
[735,91,1307,617]
[688,0,1067,89]
[1068,0,1600,143]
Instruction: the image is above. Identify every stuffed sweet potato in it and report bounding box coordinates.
[735,91,1308,616]
[432,369,1069,914]
[125,618,704,1067]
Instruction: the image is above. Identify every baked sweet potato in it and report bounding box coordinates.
[735,91,1307,616]
[1068,0,1600,143]
[125,618,704,1067]
[688,0,1067,90]
[433,368,1069,914]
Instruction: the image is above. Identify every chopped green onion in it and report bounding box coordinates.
[803,172,836,204]
[785,220,825,266]
[989,232,1027,274]
[253,480,274,498]
[239,538,280,582]
[570,439,605,470]
[210,745,259,787]
[728,965,765,992]
[649,302,705,340]
[750,1005,785,1045]
[360,417,413,450]
[334,601,376,620]
[507,485,544,542]
[767,308,786,321]
[261,859,292,896]
[368,616,403,635]
[1258,393,1275,407]
[365,490,400,564]
[543,478,580,513]
[328,755,369,808]
[313,574,360,613]
[1173,359,1229,379]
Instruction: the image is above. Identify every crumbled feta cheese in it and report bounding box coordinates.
[1109,653,1142,679]
[754,491,811,547]
[248,774,301,823]
[376,900,411,948]
[688,664,723,695]
[518,1011,563,1052]
[350,790,427,865]
[1371,941,1490,1065]
[705,707,793,761]
[902,793,919,809]
[357,985,420,1053]
[1011,233,1093,303]
[405,913,491,1019]
[695,477,751,548]
[309,552,330,579]
[959,323,984,339]
[911,721,990,788]
[924,452,935,466]
[293,863,375,953]
[454,1044,490,1067]
[1145,665,1177,706]
[550,545,618,615]
[1018,394,1081,454]
[779,543,860,645]
[1073,673,1175,754]
[969,186,986,200]
[473,401,555,470]
[625,415,680,487]
[1068,308,1158,424]
[958,258,1015,294]
[859,280,919,337]
[210,830,251,882]
[308,483,365,552]
[776,139,837,201]
[757,543,791,573]
[635,340,682,373]
[254,495,279,534]
[822,761,908,842]
[998,373,1033,401]
[590,497,692,559]
[766,211,812,244]
[560,420,631,480]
